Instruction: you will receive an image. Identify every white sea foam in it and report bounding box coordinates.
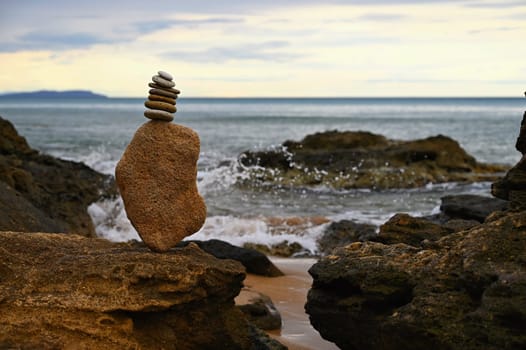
[87,196,329,254]
[88,197,140,242]
[78,149,118,175]
[197,158,250,195]
[189,215,328,254]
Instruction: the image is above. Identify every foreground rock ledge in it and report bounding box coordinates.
[306,211,526,350]
[0,232,283,349]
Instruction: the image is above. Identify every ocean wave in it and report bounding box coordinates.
[87,196,329,254]
[88,197,140,242]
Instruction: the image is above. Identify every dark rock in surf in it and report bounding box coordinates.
[306,108,526,350]
[239,130,507,190]
[178,239,284,277]
[243,241,309,258]
[237,289,282,330]
[317,220,377,254]
[492,111,526,210]
[374,213,452,247]
[440,194,508,222]
[306,210,526,350]
[0,116,117,236]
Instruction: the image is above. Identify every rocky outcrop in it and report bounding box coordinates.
[306,110,526,350]
[0,231,284,349]
[239,131,506,189]
[374,213,453,246]
[317,213,481,254]
[178,239,284,277]
[0,116,117,236]
[306,210,526,350]
[440,194,508,222]
[237,289,282,330]
[492,112,526,211]
[316,220,377,255]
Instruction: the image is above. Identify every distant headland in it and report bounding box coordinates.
[0,90,108,99]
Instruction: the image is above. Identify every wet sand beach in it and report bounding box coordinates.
[242,258,339,350]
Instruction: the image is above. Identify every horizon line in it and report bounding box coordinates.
[0,91,524,100]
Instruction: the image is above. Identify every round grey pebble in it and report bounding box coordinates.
[158,70,173,81]
[152,75,175,88]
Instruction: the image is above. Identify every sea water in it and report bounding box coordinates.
[1,97,523,252]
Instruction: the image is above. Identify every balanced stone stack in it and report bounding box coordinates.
[116,71,207,252]
[144,70,180,122]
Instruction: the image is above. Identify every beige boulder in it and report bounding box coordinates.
[116,120,206,252]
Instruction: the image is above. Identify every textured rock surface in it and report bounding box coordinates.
[440,194,509,222]
[0,231,285,349]
[306,210,526,350]
[178,239,284,277]
[0,116,117,236]
[237,289,282,330]
[317,219,377,254]
[116,120,206,252]
[493,111,526,210]
[374,213,453,246]
[305,114,526,350]
[239,131,507,189]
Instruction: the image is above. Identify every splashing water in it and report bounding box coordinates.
[2,97,521,252]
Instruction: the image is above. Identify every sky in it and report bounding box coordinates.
[0,0,524,97]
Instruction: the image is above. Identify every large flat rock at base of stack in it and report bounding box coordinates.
[0,231,284,349]
[116,121,206,252]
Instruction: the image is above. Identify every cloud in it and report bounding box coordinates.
[357,13,408,21]
[464,0,526,8]
[504,12,526,20]
[468,26,520,34]
[0,13,245,52]
[162,41,301,63]
[368,79,526,84]
[0,32,110,52]
[133,17,243,34]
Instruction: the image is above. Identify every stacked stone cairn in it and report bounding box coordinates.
[116,71,207,252]
[144,70,180,122]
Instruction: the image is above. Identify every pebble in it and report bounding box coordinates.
[158,70,173,81]
[148,94,176,104]
[149,88,178,99]
[148,83,180,95]
[152,75,175,88]
[144,110,174,122]
[145,100,177,113]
